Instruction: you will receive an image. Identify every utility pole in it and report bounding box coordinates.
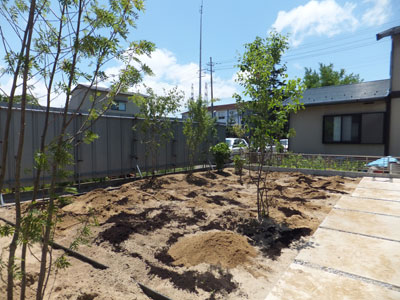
[198,0,203,99]
[207,56,215,118]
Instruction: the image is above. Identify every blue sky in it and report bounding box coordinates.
[129,0,399,110]
[0,0,399,112]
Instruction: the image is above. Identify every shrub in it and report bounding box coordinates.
[210,142,231,172]
[233,155,245,175]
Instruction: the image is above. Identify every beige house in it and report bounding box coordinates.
[289,26,400,156]
[70,84,142,116]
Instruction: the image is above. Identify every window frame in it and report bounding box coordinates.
[111,100,127,111]
[322,112,385,145]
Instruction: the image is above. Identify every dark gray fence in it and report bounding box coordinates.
[0,105,225,188]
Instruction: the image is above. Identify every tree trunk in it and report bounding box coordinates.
[6,0,36,299]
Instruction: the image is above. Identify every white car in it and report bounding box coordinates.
[279,139,288,152]
[225,138,249,156]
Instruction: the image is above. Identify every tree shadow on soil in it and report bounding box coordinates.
[96,202,313,297]
[204,194,244,207]
[144,262,237,295]
[216,170,232,177]
[140,177,167,190]
[186,174,208,186]
[96,206,207,252]
[199,210,312,260]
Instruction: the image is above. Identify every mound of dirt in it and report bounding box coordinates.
[168,231,257,269]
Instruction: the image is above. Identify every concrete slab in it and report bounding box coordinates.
[361,177,400,184]
[265,264,400,300]
[352,187,400,202]
[357,178,400,191]
[296,228,400,287]
[320,208,400,241]
[335,195,400,217]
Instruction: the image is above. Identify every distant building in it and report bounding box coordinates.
[70,84,145,116]
[182,103,241,125]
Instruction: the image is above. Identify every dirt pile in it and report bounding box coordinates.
[168,231,257,269]
[0,169,359,299]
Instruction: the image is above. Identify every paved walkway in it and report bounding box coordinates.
[265,177,400,300]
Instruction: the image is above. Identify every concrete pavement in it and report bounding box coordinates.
[265,177,400,300]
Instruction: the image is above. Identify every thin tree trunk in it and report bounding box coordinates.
[17,7,67,300]
[20,243,27,300]
[36,1,83,298]
[31,4,66,202]
[6,1,36,299]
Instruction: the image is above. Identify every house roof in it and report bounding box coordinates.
[298,79,390,107]
[72,84,146,97]
[377,26,400,40]
[207,103,237,112]
[182,102,237,115]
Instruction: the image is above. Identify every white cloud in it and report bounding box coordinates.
[272,0,359,46]
[0,74,65,107]
[120,48,239,111]
[362,0,391,26]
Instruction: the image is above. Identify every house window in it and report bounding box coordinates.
[228,110,238,124]
[111,100,126,111]
[217,111,226,120]
[323,113,384,144]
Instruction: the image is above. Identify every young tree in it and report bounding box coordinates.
[0,0,154,299]
[183,97,215,173]
[303,63,363,89]
[234,31,304,219]
[132,86,184,176]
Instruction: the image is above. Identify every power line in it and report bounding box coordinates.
[211,37,391,70]
[211,21,398,68]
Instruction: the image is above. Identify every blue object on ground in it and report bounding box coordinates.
[367,156,398,167]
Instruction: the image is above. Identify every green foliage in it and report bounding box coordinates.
[303,63,363,89]
[0,0,156,297]
[233,155,245,176]
[210,142,231,172]
[20,209,47,244]
[234,31,304,219]
[63,186,78,194]
[83,131,99,144]
[0,224,14,237]
[132,86,183,175]
[270,153,365,171]
[69,208,98,251]
[232,124,246,138]
[54,255,71,270]
[57,196,73,208]
[0,94,39,105]
[183,97,216,171]
[235,31,304,153]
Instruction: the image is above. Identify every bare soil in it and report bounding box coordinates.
[0,169,359,299]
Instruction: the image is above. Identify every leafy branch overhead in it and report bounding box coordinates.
[0,0,155,299]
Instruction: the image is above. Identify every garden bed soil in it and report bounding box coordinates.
[0,168,359,299]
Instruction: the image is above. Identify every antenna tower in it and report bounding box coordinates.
[198,0,203,99]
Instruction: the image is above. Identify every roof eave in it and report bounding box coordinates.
[377,26,400,40]
[302,96,388,107]
[73,84,146,97]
